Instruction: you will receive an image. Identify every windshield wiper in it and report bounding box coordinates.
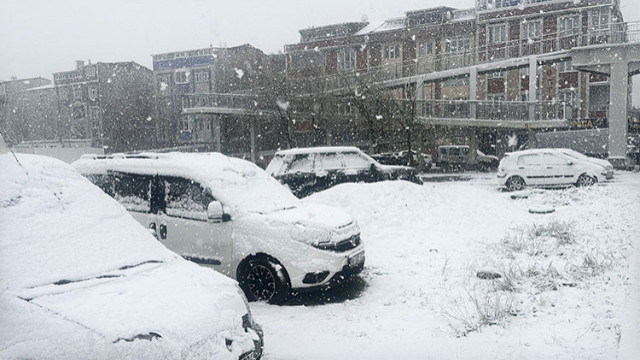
[50,260,164,286]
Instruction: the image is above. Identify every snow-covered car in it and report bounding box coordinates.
[497,148,609,191]
[371,150,432,169]
[436,145,499,171]
[73,152,365,304]
[266,146,423,198]
[0,154,262,359]
[475,150,500,171]
[554,148,614,179]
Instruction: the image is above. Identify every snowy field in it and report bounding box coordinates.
[252,172,640,360]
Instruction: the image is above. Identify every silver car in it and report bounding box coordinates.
[497,148,610,191]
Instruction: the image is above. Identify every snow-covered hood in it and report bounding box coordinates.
[261,202,360,245]
[7,259,254,359]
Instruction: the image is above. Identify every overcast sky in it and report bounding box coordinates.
[1,0,638,102]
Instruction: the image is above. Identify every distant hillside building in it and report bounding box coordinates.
[53,60,155,153]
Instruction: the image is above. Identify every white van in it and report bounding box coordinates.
[73,152,365,304]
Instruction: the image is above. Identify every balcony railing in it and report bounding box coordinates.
[285,21,640,92]
[417,99,573,122]
[181,93,265,113]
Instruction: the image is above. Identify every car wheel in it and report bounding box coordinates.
[240,257,290,304]
[576,174,596,187]
[505,176,525,191]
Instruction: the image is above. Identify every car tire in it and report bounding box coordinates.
[239,257,290,304]
[505,176,525,191]
[576,174,596,187]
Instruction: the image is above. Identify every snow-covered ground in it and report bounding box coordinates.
[252,172,640,360]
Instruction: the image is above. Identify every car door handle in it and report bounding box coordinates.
[159,224,167,240]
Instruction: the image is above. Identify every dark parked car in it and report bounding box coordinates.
[371,150,432,169]
[266,146,423,197]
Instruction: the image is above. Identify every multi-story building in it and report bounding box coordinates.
[152,44,274,149]
[0,77,55,145]
[53,60,154,153]
[476,0,623,126]
[281,0,629,158]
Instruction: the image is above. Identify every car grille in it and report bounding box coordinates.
[327,235,361,252]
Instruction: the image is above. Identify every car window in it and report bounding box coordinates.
[543,153,569,165]
[342,152,371,169]
[86,174,115,197]
[517,154,542,166]
[287,154,313,173]
[315,153,343,171]
[163,177,213,221]
[265,154,285,175]
[112,173,151,213]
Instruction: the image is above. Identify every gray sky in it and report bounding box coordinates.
[1,0,638,103]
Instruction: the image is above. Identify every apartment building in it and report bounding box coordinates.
[282,0,628,156]
[0,77,55,144]
[53,61,154,152]
[152,44,273,149]
[476,0,623,125]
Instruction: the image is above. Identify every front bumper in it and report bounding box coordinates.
[294,260,365,293]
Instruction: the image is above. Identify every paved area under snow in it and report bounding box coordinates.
[251,172,640,360]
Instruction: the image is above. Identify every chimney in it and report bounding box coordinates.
[76,60,85,69]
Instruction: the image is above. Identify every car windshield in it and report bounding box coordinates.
[202,157,300,214]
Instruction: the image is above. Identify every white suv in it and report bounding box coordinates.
[497,148,609,191]
[73,152,365,304]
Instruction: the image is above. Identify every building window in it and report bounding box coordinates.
[384,44,400,59]
[194,71,210,83]
[86,67,96,78]
[73,86,82,100]
[72,105,86,119]
[558,90,577,107]
[89,106,100,119]
[590,8,610,33]
[487,70,505,79]
[175,71,188,84]
[559,15,581,36]
[488,23,507,44]
[445,36,471,55]
[88,86,98,100]
[338,102,353,115]
[557,59,574,73]
[418,40,433,56]
[289,51,326,69]
[179,117,190,132]
[181,96,190,109]
[522,19,542,40]
[339,48,357,71]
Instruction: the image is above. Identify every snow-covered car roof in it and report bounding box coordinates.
[73,152,300,215]
[0,154,257,359]
[273,146,366,156]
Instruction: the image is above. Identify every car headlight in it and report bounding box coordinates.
[291,224,332,249]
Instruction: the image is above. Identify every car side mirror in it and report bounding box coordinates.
[207,201,230,222]
[567,161,574,166]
